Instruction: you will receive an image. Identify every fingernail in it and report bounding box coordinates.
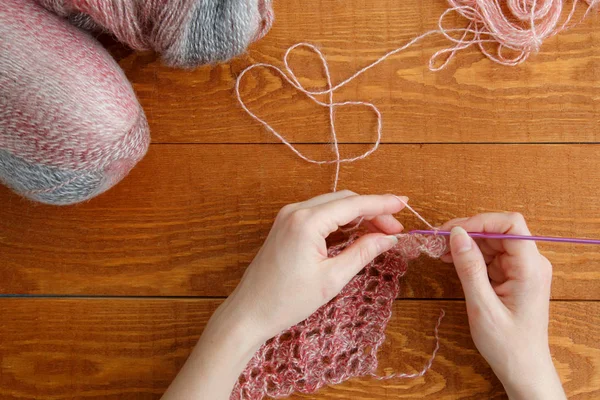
[450,226,471,254]
[378,235,398,250]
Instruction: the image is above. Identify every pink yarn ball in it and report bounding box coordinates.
[34,0,275,67]
[0,0,150,205]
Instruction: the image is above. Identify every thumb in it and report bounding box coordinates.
[328,233,398,286]
[450,227,500,309]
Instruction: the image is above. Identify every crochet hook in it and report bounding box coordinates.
[409,230,600,245]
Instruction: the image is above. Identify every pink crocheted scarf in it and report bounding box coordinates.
[231,232,448,399]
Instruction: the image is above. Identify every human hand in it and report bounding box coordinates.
[440,213,566,400]
[162,191,408,400]
[219,190,408,344]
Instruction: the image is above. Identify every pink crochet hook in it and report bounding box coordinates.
[409,230,600,245]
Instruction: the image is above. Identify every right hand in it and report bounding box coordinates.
[439,213,566,400]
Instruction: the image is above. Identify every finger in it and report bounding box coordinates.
[440,253,453,263]
[439,217,470,231]
[365,214,404,234]
[342,213,403,234]
[444,213,538,257]
[352,216,402,234]
[473,238,498,260]
[339,216,367,232]
[311,194,408,236]
[487,260,507,285]
[450,227,501,309]
[296,190,358,210]
[326,233,398,286]
[441,238,496,264]
[441,250,495,265]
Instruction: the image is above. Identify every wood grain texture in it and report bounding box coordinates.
[117,0,600,144]
[0,299,598,400]
[1,144,599,298]
[2,1,599,399]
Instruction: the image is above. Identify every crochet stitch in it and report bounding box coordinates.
[231,232,448,399]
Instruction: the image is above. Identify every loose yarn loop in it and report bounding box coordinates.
[231,233,449,400]
[236,0,597,190]
[35,0,274,67]
[371,309,445,381]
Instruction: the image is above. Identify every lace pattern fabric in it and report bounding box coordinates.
[231,232,448,399]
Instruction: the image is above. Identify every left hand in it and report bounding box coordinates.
[220,190,408,343]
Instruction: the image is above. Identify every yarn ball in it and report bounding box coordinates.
[34,0,275,67]
[231,233,448,399]
[0,0,150,205]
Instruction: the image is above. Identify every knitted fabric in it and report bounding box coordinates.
[0,0,150,205]
[34,0,274,67]
[231,232,448,399]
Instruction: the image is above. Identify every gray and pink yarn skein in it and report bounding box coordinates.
[0,0,273,205]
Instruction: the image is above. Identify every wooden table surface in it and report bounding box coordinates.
[1,1,599,399]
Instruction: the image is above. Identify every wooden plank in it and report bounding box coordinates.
[1,144,598,299]
[117,0,600,144]
[0,299,597,399]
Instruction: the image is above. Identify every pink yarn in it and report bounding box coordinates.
[236,0,598,191]
[444,0,598,65]
[254,0,275,42]
[231,232,448,400]
[1,0,147,170]
[35,0,274,67]
[1,0,273,204]
[0,0,150,204]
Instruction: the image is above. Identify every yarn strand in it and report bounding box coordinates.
[371,309,446,380]
[236,0,597,191]
[394,196,438,231]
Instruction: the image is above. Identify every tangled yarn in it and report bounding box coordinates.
[34,0,274,67]
[231,232,448,399]
[444,0,599,65]
[0,0,150,205]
